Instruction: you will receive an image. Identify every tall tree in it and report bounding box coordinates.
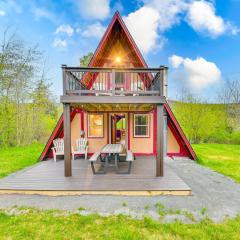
[0,28,57,146]
[80,52,93,67]
[31,73,57,143]
[218,79,240,132]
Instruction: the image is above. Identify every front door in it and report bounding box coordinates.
[110,113,126,147]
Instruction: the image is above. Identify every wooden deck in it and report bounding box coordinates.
[0,157,191,195]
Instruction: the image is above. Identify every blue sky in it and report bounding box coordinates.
[0,0,240,102]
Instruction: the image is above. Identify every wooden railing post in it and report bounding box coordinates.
[112,69,115,96]
[159,66,168,97]
[62,64,67,95]
[156,104,164,177]
[64,103,71,177]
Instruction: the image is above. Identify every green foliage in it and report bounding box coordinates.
[0,30,58,147]
[80,52,93,67]
[0,143,44,178]
[172,101,240,144]
[0,208,240,239]
[193,144,240,182]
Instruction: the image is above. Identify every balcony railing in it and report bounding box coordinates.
[62,66,168,97]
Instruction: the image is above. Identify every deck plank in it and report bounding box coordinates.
[0,157,191,192]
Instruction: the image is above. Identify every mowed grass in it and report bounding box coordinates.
[0,209,240,240]
[0,143,44,178]
[193,144,240,183]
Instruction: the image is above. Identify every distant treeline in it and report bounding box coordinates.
[171,100,240,144]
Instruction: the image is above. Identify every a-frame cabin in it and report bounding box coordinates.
[40,11,196,177]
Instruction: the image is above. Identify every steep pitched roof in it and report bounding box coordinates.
[89,11,148,68]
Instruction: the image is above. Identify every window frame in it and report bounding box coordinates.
[87,113,104,138]
[133,113,150,138]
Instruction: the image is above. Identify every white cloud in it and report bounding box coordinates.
[32,6,57,23]
[82,22,106,39]
[75,0,110,20]
[169,55,221,90]
[143,0,188,32]
[169,54,184,68]
[52,38,67,49]
[123,7,160,54]
[123,0,238,54]
[187,1,239,37]
[0,10,6,16]
[123,0,188,54]
[55,24,74,37]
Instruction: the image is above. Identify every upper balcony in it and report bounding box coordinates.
[61,66,168,104]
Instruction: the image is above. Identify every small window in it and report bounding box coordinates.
[88,114,104,138]
[134,114,149,137]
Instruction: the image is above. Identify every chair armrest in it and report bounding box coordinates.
[51,147,56,154]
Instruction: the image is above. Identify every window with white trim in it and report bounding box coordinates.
[88,114,104,138]
[134,114,149,137]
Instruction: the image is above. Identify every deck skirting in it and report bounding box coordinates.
[0,190,191,196]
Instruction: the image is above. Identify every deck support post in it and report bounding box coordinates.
[156,104,164,177]
[64,103,72,177]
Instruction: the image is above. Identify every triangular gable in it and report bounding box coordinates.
[82,11,149,89]
[89,11,147,68]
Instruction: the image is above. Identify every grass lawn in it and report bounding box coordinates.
[0,208,240,240]
[0,143,44,178]
[193,144,240,183]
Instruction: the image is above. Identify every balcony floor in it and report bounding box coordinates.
[0,156,191,195]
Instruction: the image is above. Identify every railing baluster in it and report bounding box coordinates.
[62,65,67,95]
[112,69,115,96]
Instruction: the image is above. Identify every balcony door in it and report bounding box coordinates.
[111,62,130,92]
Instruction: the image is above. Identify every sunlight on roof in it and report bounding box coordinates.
[115,56,121,63]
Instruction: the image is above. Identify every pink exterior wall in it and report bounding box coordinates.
[129,112,154,154]
[84,112,108,153]
[69,111,181,156]
[167,126,180,154]
[71,113,81,147]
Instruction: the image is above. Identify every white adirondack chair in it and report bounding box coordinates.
[72,138,88,160]
[52,138,64,162]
